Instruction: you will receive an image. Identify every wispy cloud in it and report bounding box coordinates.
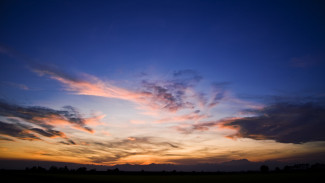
[58,139,76,145]
[173,100,325,145]
[62,136,181,164]
[32,64,143,101]
[32,65,231,116]
[173,117,241,134]
[140,80,195,112]
[0,100,104,145]
[0,45,237,119]
[29,128,66,138]
[219,102,325,144]
[0,119,76,143]
[0,135,14,141]
[0,100,95,133]
[207,82,230,108]
[0,121,41,141]
[154,110,207,123]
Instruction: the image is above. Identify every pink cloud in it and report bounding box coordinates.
[33,67,199,113]
[154,112,208,123]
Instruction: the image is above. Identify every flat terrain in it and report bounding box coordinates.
[1,172,324,183]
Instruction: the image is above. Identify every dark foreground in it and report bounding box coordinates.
[1,172,324,183]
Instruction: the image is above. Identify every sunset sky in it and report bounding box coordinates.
[1,0,325,167]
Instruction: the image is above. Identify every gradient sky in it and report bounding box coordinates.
[1,0,325,166]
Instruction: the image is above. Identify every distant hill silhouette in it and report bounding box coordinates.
[2,158,324,172]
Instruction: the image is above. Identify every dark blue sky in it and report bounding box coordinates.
[1,0,325,97]
[0,0,325,166]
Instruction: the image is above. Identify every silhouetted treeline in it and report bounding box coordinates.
[23,166,121,175]
[1,163,324,175]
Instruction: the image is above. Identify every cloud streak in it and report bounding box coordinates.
[0,121,41,141]
[154,111,207,123]
[174,101,325,145]
[62,136,181,164]
[0,100,104,145]
[0,100,95,133]
[219,102,325,144]
[29,128,66,138]
[172,116,242,134]
[0,119,72,142]
[32,64,143,102]
[32,65,229,115]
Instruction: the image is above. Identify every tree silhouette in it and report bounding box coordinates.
[59,166,69,173]
[260,165,269,173]
[275,167,281,172]
[49,166,58,173]
[113,168,120,173]
[76,167,87,173]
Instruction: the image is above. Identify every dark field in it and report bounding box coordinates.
[1,172,324,183]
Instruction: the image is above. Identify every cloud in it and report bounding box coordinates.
[140,69,205,112]
[1,46,237,116]
[0,121,41,141]
[32,66,231,114]
[88,156,122,164]
[82,136,181,164]
[107,136,180,149]
[219,102,325,144]
[0,100,95,133]
[58,139,76,145]
[33,65,203,112]
[0,119,74,144]
[207,82,229,108]
[57,136,179,165]
[140,80,195,112]
[0,100,103,145]
[32,64,142,102]
[29,128,66,138]
[155,111,208,123]
[0,136,14,141]
[173,116,241,134]
[174,121,217,134]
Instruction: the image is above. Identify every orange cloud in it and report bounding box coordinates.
[31,115,94,134]
[127,137,136,141]
[84,114,106,126]
[217,117,243,130]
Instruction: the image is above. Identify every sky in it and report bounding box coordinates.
[0,0,325,168]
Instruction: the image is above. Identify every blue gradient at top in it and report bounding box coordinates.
[1,0,325,102]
